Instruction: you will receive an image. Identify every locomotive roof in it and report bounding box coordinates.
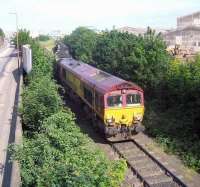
[60,58,143,94]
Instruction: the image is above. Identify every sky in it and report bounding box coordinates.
[0,0,200,34]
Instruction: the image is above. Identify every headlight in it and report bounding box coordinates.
[106,118,112,123]
[134,115,142,121]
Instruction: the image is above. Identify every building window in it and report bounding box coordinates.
[198,42,200,46]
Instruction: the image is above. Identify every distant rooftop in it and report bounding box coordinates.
[177,11,200,29]
[117,26,169,36]
[177,11,200,20]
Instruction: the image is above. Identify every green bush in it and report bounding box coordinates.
[63,27,98,63]
[11,29,127,186]
[29,41,55,79]
[11,111,127,187]
[0,28,4,37]
[37,34,50,41]
[12,29,31,48]
[21,76,62,132]
[20,34,59,132]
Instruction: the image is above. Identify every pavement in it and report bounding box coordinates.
[0,45,22,187]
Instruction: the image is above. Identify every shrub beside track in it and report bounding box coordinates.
[10,30,127,187]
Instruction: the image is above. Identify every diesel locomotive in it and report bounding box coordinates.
[57,57,145,141]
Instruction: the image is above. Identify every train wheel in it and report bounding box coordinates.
[135,123,145,133]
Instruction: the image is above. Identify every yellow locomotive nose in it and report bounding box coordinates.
[119,114,128,125]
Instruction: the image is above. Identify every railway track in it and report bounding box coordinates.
[111,139,187,187]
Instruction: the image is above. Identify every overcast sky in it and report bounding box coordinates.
[1,0,200,34]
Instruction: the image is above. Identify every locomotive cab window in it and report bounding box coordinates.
[126,94,141,106]
[107,95,122,107]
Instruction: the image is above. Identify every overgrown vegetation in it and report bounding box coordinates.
[0,28,4,46]
[64,27,97,63]
[36,34,50,41]
[64,27,200,172]
[11,30,127,186]
[145,57,200,171]
[0,28,4,37]
[12,29,31,49]
[12,112,126,187]
[21,76,62,132]
[39,39,55,51]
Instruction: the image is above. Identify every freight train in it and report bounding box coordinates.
[57,56,145,141]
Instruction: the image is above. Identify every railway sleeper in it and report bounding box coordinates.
[136,166,163,178]
[127,177,143,187]
[114,142,136,149]
[131,160,156,170]
[125,154,147,162]
[119,150,142,158]
[124,170,143,187]
[147,181,178,187]
[144,174,173,187]
[121,149,144,157]
[129,157,152,166]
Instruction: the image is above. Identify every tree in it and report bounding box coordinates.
[63,27,97,63]
[0,28,4,37]
[21,76,62,132]
[93,29,170,91]
[141,27,171,90]
[13,29,31,49]
[36,34,50,41]
[93,30,140,78]
[11,111,127,187]
[0,28,5,46]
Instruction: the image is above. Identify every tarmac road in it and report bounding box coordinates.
[0,43,14,75]
[0,45,21,187]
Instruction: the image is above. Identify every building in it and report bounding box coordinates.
[118,27,147,36]
[163,11,200,53]
[177,11,200,29]
[164,26,200,49]
[118,11,200,54]
[118,26,169,36]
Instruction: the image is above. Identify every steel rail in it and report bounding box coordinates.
[131,139,188,187]
[111,139,188,187]
[111,141,151,187]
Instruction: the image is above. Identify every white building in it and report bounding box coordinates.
[163,11,200,52]
[177,11,200,29]
[117,26,169,36]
